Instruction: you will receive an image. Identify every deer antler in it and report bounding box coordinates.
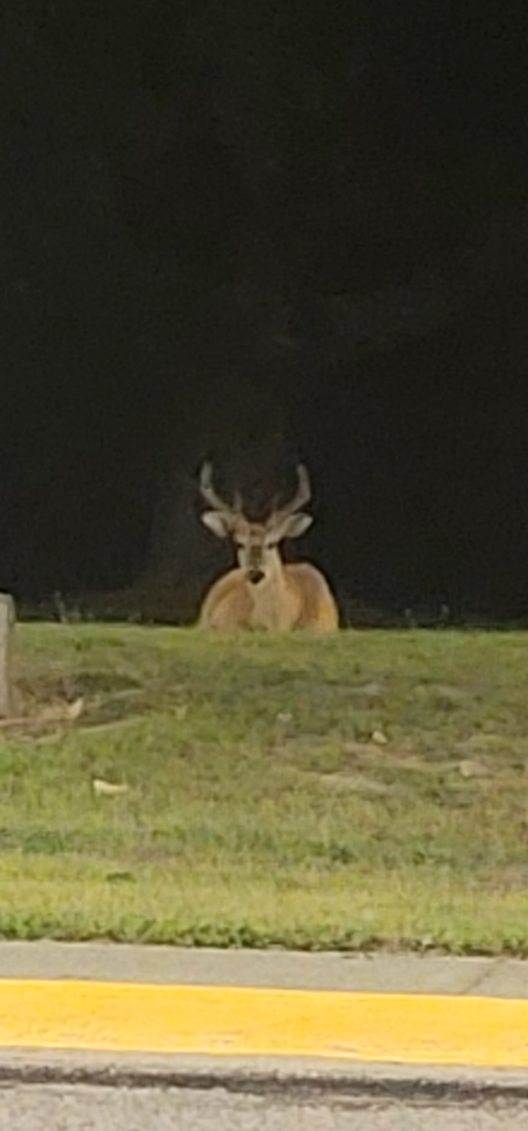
[199,463,242,513]
[269,464,311,522]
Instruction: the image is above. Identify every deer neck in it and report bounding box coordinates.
[246,551,296,629]
[255,549,284,591]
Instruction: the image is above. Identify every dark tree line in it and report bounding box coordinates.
[1,2,527,614]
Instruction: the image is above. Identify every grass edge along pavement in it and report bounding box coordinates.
[2,623,528,951]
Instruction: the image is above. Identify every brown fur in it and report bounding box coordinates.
[199,561,339,633]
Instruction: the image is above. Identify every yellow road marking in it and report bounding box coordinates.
[0,980,526,1067]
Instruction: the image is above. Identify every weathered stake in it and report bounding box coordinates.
[0,593,15,718]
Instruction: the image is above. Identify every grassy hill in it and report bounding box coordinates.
[1,623,527,952]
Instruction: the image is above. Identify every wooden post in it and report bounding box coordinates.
[0,593,15,718]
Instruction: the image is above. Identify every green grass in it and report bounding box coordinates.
[1,623,528,952]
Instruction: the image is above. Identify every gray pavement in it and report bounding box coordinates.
[0,1081,527,1130]
[0,941,526,997]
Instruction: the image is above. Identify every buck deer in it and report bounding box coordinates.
[198,462,339,632]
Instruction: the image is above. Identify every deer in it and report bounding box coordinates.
[197,462,339,632]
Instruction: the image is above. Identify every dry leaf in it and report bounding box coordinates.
[65,697,84,720]
[457,759,490,779]
[371,729,388,745]
[39,697,84,723]
[92,778,129,796]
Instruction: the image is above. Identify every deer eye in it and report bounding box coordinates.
[267,540,278,549]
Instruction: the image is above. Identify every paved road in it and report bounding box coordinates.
[0,1083,526,1130]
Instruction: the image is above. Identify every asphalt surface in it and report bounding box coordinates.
[0,1082,526,1130]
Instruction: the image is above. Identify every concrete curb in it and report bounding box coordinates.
[0,1050,527,1103]
[0,979,527,1069]
[0,945,527,1083]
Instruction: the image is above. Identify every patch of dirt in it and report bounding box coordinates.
[313,771,401,796]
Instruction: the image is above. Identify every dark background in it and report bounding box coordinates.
[1,2,527,620]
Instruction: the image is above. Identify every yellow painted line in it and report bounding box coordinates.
[0,980,527,1068]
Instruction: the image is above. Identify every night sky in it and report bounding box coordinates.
[1,3,527,619]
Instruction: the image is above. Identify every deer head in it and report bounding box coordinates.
[199,463,313,585]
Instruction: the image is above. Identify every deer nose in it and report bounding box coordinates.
[247,569,265,585]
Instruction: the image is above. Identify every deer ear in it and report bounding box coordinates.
[275,512,313,541]
[201,510,232,539]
